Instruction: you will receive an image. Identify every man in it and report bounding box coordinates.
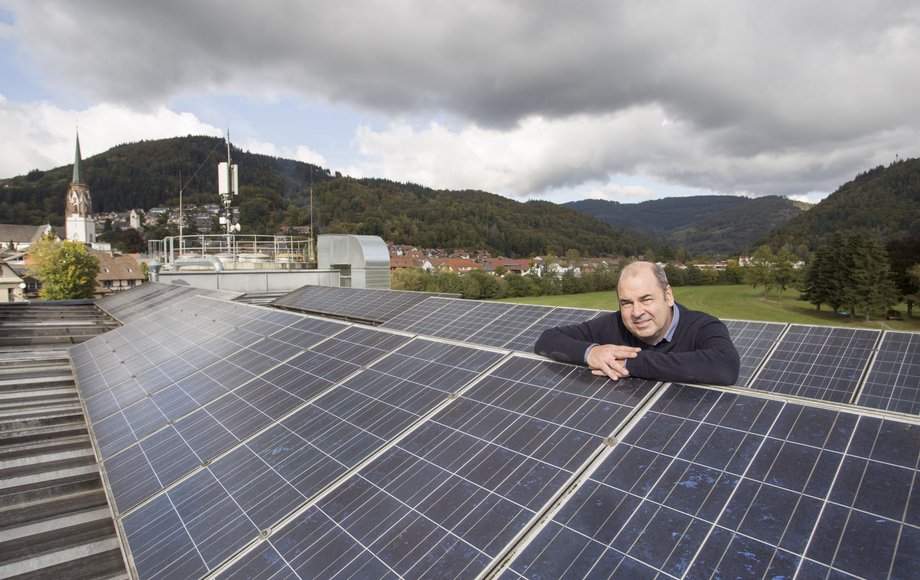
[534,261,740,386]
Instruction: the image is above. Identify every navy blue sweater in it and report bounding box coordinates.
[534,304,740,386]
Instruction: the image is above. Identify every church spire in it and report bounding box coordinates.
[72,131,83,184]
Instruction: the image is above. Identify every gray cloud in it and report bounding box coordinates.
[8,0,920,199]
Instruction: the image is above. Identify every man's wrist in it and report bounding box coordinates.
[584,343,598,364]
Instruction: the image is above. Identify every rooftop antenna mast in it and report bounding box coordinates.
[178,170,184,255]
[217,130,240,243]
[309,166,315,262]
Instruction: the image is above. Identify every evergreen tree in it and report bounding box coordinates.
[847,236,899,320]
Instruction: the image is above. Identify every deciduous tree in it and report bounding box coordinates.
[28,234,99,300]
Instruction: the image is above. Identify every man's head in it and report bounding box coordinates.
[616,261,675,345]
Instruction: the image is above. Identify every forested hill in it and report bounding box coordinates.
[760,158,920,251]
[312,178,656,257]
[0,135,655,258]
[564,195,806,255]
[0,135,334,225]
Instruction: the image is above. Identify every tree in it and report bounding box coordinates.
[772,248,799,296]
[28,236,99,300]
[801,243,840,311]
[847,236,899,321]
[886,236,920,317]
[745,245,775,295]
[906,265,920,316]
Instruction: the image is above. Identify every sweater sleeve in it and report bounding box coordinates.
[624,316,740,386]
[533,313,621,364]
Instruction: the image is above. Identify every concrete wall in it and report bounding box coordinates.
[156,269,340,293]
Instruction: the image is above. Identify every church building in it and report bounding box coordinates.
[65,132,95,244]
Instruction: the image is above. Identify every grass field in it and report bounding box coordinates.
[496,284,920,331]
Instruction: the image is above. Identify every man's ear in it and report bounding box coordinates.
[665,285,675,306]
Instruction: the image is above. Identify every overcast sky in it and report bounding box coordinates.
[1,0,918,205]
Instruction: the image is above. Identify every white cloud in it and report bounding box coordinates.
[0,97,221,178]
[3,1,920,203]
[242,139,327,167]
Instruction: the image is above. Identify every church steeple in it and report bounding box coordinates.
[65,130,94,244]
[72,131,83,184]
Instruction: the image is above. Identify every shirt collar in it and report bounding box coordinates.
[658,303,680,345]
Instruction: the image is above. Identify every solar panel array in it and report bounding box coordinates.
[505,383,920,579]
[272,285,459,323]
[382,297,603,352]
[72,286,920,579]
[96,282,243,323]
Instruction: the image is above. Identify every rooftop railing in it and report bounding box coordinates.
[148,234,314,269]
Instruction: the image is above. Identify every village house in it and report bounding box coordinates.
[0,223,54,251]
[424,257,481,273]
[0,260,27,302]
[94,252,145,296]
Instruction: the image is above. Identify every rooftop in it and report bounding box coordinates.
[5,284,920,578]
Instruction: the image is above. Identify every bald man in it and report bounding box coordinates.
[534,261,740,386]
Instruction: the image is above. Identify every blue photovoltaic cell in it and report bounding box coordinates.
[380,296,457,331]
[464,304,554,348]
[390,298,473,337]
[858,331,920,415]
[118,338,504,578]
[504,383,920,579]
[424,302,517,343]
[749,325,879,403]
[723,319,787,387]
[273,285,456,323]
[229,357,654,579]
[503,307,601,353]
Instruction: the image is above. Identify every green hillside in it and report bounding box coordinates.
[0,136,333,225]
[761,158,920,251]
[565,195,806,255]
[0,136,655,258]
[312,178,657,257]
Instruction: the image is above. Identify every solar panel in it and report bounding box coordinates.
[857,331,920,415]
[749,325,880,404]
[97,282,243,323]
[503,306,602,353]
[464,303,555,347]
[117,338,506,578]
[218,357,656,578]
[387,297,472,337]
[273,285,458,323]
[723,319,787,387]
[503,383,920,579]
[101,324,408,515]
[385,298,603,353]
[380,295,458,331]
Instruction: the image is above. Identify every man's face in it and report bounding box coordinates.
[617,270,674,344]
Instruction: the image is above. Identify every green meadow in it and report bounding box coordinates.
[496,284,920,331]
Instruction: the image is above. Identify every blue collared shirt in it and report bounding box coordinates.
[658,303,680,345]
